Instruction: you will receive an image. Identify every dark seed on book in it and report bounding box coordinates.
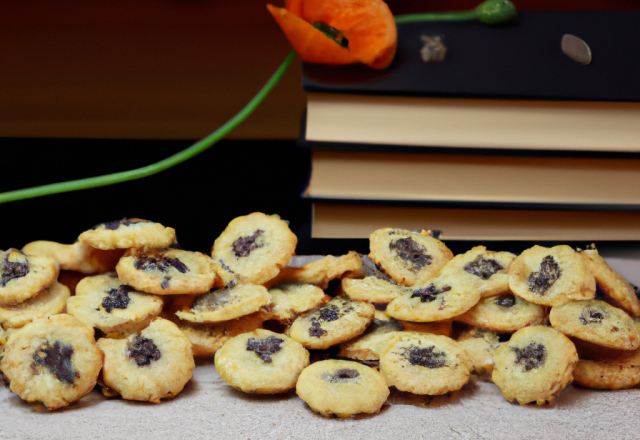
[561,34,591,65]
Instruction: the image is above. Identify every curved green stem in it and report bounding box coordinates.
[0,51,297,205]
[394,10,477,24]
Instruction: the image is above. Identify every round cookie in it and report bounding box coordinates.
[508,245,595,307]
[287,298,375,350]
[571,339,640,390]
[97,317,195,403]
[174,313,263,357]
[67,274,164,335]
[0,282,70,329]
[0,314,102,410]
[264,283,330,325]
[385,272,482,323]
[342,276,408,308]
[456,294,546,333]
[215,329,309,394]
[0,248,59,307]
[296,359,389,418]
[116,248,217,295]
[78,218,176,250]
[175,283,271,324]
[581,245,640,318]
[458,335,498,377]
[380,332,472,395]
[369,228,453,286]
[211,212,297,285]
[438,246,516,298]
[549,299,640,350]
[22,240,124,274]
[491,325,578,405]
[266,252,364,289]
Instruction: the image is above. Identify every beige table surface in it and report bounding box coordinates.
[2,253,640,440]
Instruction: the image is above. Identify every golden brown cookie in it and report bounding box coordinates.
[380,332,472,395]
[22,240,124,274]
[385,272,482,323]
[211,212,297,285]
[215,329,309,394]
[287,298,375,349]
[438,246,516,298]
[175,283,270,324]
[581,245,640,318]
[266,252,364,289]
[491,325,577,405]
[338,311,404,366]
[263,283,330,325]
[0,314,102,410]
[78,218,176,250]
[549,299,640,350]
[369,228,453,286]
[342,276,408,308]
[97,318,194,403]
[509,245,595,307]
[456,294,546,333]
[0,248,59,307]
[571,338,640,390]
[296,359,389,418]
[116,248,217,295]
[0,282,70,329]
[67,274,164,335]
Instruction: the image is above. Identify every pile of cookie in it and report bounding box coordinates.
[1,213,639,417]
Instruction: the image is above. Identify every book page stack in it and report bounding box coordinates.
[300,11,640,242]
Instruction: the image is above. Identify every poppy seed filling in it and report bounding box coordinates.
[322,369,361,383]
[0,251,29,287]
[411,284,452,303]
[398,344,447,368]
[126,335,161,367]
[246,336,284,363]
[527,255,561,294]
[511,342,546,371]
[464,255,504,280]
[102,285,133,312]
[232,230,265,258]
[389,237,432,271]
[31,341,78,384]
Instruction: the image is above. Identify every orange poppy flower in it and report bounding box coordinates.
[267,0,397,69]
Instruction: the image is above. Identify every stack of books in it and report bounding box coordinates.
[299,11,640,242]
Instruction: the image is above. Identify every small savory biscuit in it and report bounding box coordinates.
[266,252,364,289]
[399,319,453,337]
[342,276,408,308]
[0,282,70,329]
[97,318,195,403]
[571,339,640,390]
[438,246,516,298]
[380,332,472,395]
[369,228,453,286]
[264,283,330,325]
[296,359,389,418]
[456,294,546,333]
[67,274,163,335]
[117,248,217,295]
[456,329,501,377]
[211,212,297,285]
[78,218,176,250]
[22,240,124,274]
[0,248,59,307]
[385,274,482,323]
[215,329,309,394]
[509,245,595,307]
[491,325,578,405]
[581,245,640,318]
[175,283,270,324]
[549,299,640,351]
[210,258,238,288]
[287,298,375,350]
[175,313,263,357]
[0,314,102,410]
[338,313,404,365]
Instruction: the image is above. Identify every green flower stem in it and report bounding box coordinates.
[394,10,477,24]
[0,51,297,205]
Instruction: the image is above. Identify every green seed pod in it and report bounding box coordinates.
[475,0,517,25]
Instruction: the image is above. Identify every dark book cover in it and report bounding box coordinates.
[302,11,640,102]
